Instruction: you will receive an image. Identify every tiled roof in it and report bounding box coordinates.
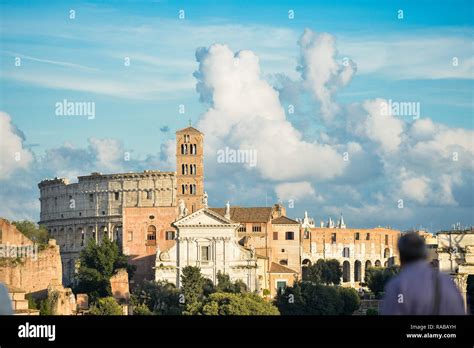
[209,207,273,223]
[272,216,300,225]
[176,126,202,134]
[269,262,298,274]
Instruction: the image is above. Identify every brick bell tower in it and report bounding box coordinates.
[176,125,204,214]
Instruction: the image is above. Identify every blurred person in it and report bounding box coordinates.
[381,232,465,315]
[0,282,13,315]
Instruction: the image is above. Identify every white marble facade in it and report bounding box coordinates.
[155,208,258,291]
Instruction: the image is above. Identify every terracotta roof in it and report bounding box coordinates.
[269,262,298,274]
[272,216,300,225]
[209,207,273,223]
[176,126,203,134]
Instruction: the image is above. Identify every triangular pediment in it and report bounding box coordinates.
[173,208,237,227]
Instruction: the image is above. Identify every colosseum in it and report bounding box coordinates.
[38,126,205,285]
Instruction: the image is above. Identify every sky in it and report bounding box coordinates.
[0,0,473,232]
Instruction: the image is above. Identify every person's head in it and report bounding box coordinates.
[398,232,428,266]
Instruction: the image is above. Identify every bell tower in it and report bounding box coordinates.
[176,125,204,214]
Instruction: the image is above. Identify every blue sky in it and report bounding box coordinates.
[0,0,473,231]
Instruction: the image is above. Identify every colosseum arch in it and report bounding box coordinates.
[354,260,362,282]
[98,225,108,243]
[343,261,351,282]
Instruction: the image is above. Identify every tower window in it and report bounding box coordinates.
[146,191,152,200]
[166,231,175,240]
[366,233,371,240]
[114,192,119,200]
[355,232,360,240]
[331,233,337,244]
[147,225,156,245]
[252,224,261,232]
[181,144,188,155]
[285,231,294,240]
[273,232,278,240]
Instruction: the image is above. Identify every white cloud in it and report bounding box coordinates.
[275,181,319,202]
[297,29,356,121]
[195,43,347,182]
[401,176,431,203]
[0,112,33,180]
[362,99,404,153]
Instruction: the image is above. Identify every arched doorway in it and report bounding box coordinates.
[302,259,312,280]
[343,261,350,282]
[375,260,381,267]
[365,260,372,270]
[384,248,390,258]
[354,260,362,282]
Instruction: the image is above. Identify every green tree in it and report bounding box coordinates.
[131,280,183,315]
[133,303,153,315]
[181,266,206,314]
[337,287,361,315]
[365,266,400,296]
[89,297,123,315]
[74,237,135,302]
[275,281,359,315]
[12,220,49,249]
[304,259,342,285]
[216,271,247,293]
[201,292,279,315]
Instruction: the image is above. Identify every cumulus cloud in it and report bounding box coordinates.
[0,112,34,180]
[401,176,431,203]
[275,181,320,202]
[297,29,356,121]
[362,99,404,153]
[194,43,347,182]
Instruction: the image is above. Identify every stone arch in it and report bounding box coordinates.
[302,259,312,279]
[67,227,73,248]
[384,248,390,258]
[343,261,351,282]
[77,227,84,247]
[365,260,372,270]
[354,260,362,282]
[375,260,381,267]
[87,226,95,242]
[98,225,108,243]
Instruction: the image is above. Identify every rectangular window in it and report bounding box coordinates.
[166,231,175,240]
[114,192,119,200]
[252,224,261,232]
[146,191,152,200]
[127,231,133,242]
[201,246,210,261]
[89,194,93,202]
[285,231,294,240]
[343,247,350,258]
[385,235,389,245]
[331,233,337,244]
[273,232,278,240]
[366,233,370,240]
[238,225,247,232]
[355,232,360,240]
[276,281,287,294]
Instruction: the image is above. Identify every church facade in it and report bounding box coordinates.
[155,207,259,291]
